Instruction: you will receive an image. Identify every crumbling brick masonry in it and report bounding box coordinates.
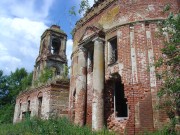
[69,0,179,134]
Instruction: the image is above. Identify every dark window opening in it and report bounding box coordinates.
[22,111,31,120]
[73,89,76,120]
[51,38,61,54]
[38,97,42,117]
[88,50,94,72]
[57,71,60,75]
[114,81,128,117]
[109,37,118,64]
[27,100,30,111]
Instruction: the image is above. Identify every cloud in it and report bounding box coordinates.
[0,17,47,74]
[0,0,56,74]
[0,0,55,21]
[89,0,95,7]
[0,0,75,75]
[66,39,73,67]
[0,56,22,74]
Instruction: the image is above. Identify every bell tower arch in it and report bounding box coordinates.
[33,25,67,81]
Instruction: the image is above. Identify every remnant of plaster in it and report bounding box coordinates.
[118,63,124,76]
[92,38,104,131]
[117,30,122,39]
[130,26,138,84]
[148,5,155,11]
[146,31,156,88]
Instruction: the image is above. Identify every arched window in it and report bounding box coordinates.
[37,92,43,117]
[27,96,30,111]
[51,37,61,54]
[108,37,118,65]
[114,81,128,117]
[22,96,31,120]
[111,73,128,118]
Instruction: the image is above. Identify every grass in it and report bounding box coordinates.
[141,125,179,135]
[1,117,178,135]
[0,117,116,135]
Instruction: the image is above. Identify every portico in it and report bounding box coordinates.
[74,26,105,130]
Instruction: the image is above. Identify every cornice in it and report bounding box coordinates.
[105,18,166,34]
[16,80,69,99]
[41,29,67,40]
[73,0,116,36]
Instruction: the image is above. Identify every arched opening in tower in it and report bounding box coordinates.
[51,38,61,55]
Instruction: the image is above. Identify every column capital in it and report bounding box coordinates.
[92,37,105,43]
[78,46,87,53]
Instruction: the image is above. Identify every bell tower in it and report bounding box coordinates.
[33,25,67,81]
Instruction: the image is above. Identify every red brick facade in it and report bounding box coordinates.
[69,0,179,134]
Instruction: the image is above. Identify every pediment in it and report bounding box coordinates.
[79,25,103,44]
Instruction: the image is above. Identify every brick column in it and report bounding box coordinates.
[92,37,105,130]
[74,46,87,126]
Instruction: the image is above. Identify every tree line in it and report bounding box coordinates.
[0,68,32,124]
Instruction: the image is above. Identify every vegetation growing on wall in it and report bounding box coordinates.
[33,67,54,87]
[155,6,180,133]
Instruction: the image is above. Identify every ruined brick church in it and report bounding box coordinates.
[69,0,179,134]
[13,0,179,134]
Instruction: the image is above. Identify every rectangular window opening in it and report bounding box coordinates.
[108,37,118,65]
[88,50,94,72]
[51,37,61,55]
[38,97,43,117]
[27,100,30,111]
[114,82,128,118]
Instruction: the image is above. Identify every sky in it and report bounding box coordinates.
[0,0,94,75]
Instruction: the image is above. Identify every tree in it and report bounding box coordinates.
[156,8,180,133]
[0,68,32,124]
[0,70,8,108]
[78,0,90,15]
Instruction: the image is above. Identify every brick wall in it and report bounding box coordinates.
[13,81,69,123]
[69,0,179,134]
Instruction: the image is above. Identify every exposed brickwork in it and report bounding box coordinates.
[13,81,69,123]
[49,81,69,117]
[70,0,179,134]
[86,73,93,126]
